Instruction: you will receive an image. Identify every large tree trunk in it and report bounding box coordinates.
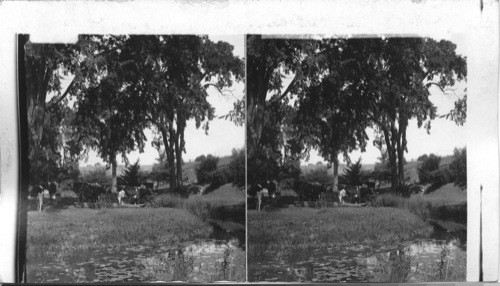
[397,117,408,186]
[168,125,177,188]
[383,126,399,191]
[111,154,117,193]
[246,35,272,169]
[160,125,177,189]
[332,153,339,192]
[175,119,186,186]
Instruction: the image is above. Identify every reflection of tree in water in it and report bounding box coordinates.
[171,250,194,281]
[387,249,411,282]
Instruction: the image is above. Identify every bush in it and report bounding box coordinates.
[169,185,190,198]
[118,159,141,186]
[418,154,441,184]
[195,155,219,184]
[227,148,245,187]
[81,166,110,185]
[302,166,329,185]
[341,158,363,186]
[449,147,466,188]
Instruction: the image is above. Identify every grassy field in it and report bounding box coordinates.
[152,184,245,222]
[248,207,433,262]
[28,208,211,263]
[376,183,467,221]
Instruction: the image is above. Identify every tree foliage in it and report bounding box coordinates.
[81,166,110,185]
[118,160,141,187]
[195,154,219,185]
[449,147,467,188]
[246,36,466,193]
[341,158,363,186]
[417,154,442,184]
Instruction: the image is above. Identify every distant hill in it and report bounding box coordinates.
[79,155,233,184]
[301,154,454,183]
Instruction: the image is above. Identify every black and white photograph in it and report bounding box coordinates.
[0,1,499,284]
[246,35,468,282]
[19,34,245,283]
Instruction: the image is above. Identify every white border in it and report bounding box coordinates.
[0,0,498,282]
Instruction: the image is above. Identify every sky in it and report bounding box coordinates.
[301,34,468,165]
[78,35,245,167]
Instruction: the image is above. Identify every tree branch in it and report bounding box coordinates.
[271,74,297,103]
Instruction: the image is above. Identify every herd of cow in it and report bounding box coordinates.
[248,180,378,210]
[28,182,156,211]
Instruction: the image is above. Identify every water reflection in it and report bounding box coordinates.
[29,239,245,283]
[249,238,466,282]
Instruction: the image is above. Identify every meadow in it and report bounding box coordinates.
[28,208,211,264]
[248,207,433,262]
[151,183,245,222]
[27,183,246,282]
[376,183,467,221]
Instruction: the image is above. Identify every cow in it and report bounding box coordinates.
[45,182,58,201]
[73,182,106,203]
[293,180,326,201]
[29,185,45,212]
[339,184,375,204]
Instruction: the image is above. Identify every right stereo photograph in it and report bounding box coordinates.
[246,34,468,283]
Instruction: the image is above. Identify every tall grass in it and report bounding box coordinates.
[248,207,433,263]
[376,193,433,220]
[152,184,245,222]
[376,183,467,221]
[28,208,211,263]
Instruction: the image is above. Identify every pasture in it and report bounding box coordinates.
[248,182,467,282]
[248,207,433,261]
[27,183,246,283]
[248,206,465,282]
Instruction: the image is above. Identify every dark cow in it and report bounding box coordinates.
[339,184,375,203]
[48,182,57,200]
[117,185,153,204]
[74,182,106,203]
[293,181,326,201]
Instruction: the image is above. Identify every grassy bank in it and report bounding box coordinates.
[28,208,211,263]
[376,183,467,222]
[152,184,245,222]
[248,207,433,262]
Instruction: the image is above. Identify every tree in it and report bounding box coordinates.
[118,160,141,186]
[123,35,243,188]
[373,150,392,187]
[150,151,170,189]
[341,158,363,186]
[82,165,109,185]
[227,148,245,187]
[418,154,442,184]
[246,35,323,186]
[360,38,466,191]
[449,147,467,188]
[195,154,219,184]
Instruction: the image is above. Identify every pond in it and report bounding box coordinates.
[28,220,245,283]
[249,220,466,282]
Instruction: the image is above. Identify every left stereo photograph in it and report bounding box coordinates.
[17,34,246,283]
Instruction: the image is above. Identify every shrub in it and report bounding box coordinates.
[195,155,219,184]
[118,159,141,186]
[169,185,190,198]
[81,166,110,185]
[227,148,245,187]
[449,147,466,188]
[341,158,363,186]
[418,154,442,184]
[302,165,329,185]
